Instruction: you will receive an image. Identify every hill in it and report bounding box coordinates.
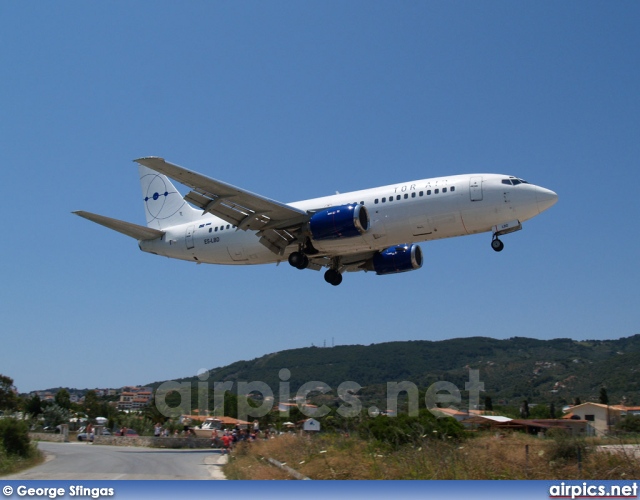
[149,334,640,408]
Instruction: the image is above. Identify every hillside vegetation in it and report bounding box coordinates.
[150,334,640,408]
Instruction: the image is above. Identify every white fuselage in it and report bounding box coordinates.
[139,173,556,265]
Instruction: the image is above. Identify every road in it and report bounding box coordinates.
[3,442,227,480]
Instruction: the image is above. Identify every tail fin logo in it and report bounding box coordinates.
[142,173,183,221]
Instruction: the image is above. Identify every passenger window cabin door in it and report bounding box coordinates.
[469,176,483,201]
[185,225,195,249]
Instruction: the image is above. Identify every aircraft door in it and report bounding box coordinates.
[469,176,483,201]
[185,225,195,249]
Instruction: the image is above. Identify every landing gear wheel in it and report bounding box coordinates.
[288,251,309,270]
[324,269,343,286]
[491,238,504,252]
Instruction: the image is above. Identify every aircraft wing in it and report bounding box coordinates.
[73,211,165,241]
[135,157,309,254]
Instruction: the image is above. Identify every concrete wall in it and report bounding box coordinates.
[93,436,214,449]
[30,431,214,449]
[29,433,67,443]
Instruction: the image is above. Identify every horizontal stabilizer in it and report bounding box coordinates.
[73,211,165,241]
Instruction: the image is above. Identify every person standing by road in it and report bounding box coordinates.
[221,431,232,454]
[210,429,219,448]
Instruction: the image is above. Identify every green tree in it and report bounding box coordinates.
[529,403,551,419]
[154,387,190,419]
[0,374,18,412]
[599,387,609,405]
[484,395,493,411]
[42,404,70,428]
[520,400,530,418]
[83,390,101,419]
[143,397,169,425]
[55,389,71,410]
[207,388,239,419]
[25,394,43,418]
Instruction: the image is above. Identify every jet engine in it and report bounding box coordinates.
[308,204,370,241]
[369,244,423,275]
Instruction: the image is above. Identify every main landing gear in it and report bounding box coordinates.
[288,251,309,270]
[288,249,344,286]
[324,268,343,286]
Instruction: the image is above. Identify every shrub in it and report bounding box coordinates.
[0,418,32,457]
[358,410,465,449]
[615,415,640,434]
[545,428,589,463]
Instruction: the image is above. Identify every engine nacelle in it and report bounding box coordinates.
[370,244,423,275]
[308,204,369,241]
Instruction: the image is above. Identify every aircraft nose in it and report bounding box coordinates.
[536,186,558,213]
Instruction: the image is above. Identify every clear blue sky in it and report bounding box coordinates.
[1,2,638,394]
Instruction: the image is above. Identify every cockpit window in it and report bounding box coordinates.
[504,176,529,185]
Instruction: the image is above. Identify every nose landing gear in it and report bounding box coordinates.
[491,236,504,252]
[490,220,522,252]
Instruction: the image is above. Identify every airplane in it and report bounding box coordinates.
[74,157,558,286]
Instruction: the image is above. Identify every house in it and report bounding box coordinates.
[117,388,152,411]
[277,402,319,416]
[430,407,472,422]
[497,418,587,436]
[303,418,321,432]
[117,392,135,410]
[562,402,622,436]
[616,405,640,417]
[432,407,504,423]
[462,415,513,428]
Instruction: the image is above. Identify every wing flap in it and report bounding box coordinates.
[193,193,272,230]
[73,211,164,241]
[258,228,297,255]
[305,250,377,273]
